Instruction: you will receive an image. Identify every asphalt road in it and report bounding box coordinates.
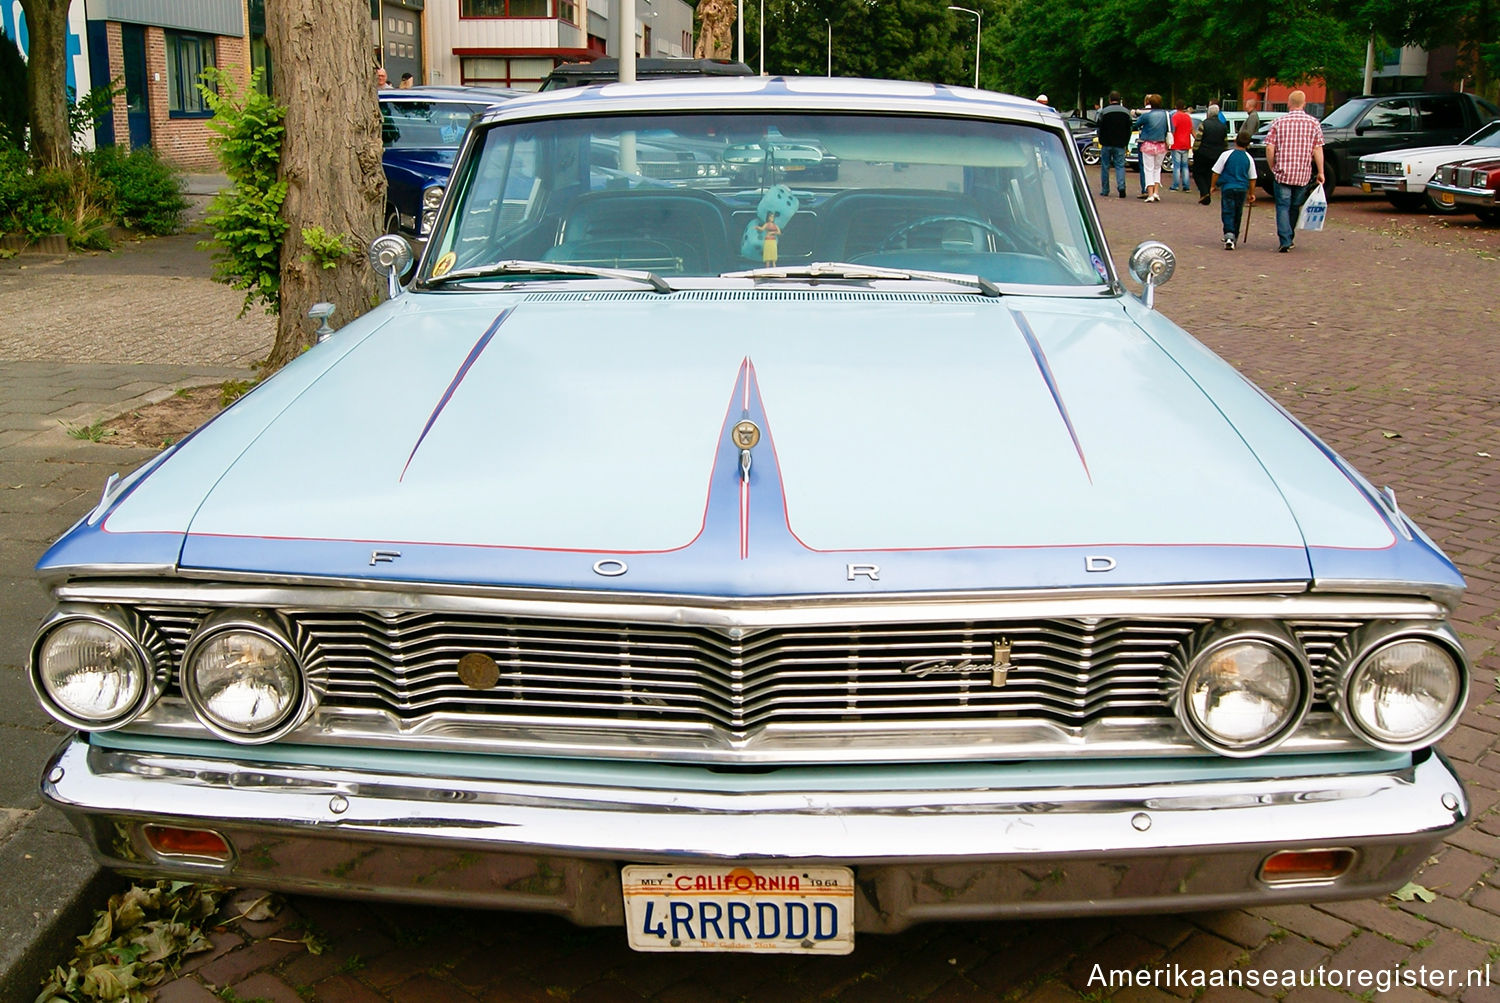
[2,186,1498,1002]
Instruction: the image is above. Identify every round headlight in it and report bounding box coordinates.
[1181,639,1307,755]
[1345,639,1463,748]
[183,626,303,742]
[422,185,445,209]
[33,618,149,728]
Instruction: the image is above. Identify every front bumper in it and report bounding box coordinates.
[1426,180,1497,210]
[1355,173,1406,194]
[44,736,1466,933]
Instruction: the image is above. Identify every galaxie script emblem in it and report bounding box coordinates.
[902,639,1013,687]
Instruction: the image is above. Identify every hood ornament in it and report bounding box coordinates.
[733,420,761,483]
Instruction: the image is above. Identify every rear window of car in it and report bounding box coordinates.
[1418,96,1465,131]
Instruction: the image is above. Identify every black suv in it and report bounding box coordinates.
[539,57,754,91]
[1251,91,1500,192]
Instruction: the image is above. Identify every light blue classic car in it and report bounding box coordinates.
[33,79,1469,956]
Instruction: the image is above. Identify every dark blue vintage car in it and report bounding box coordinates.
[380,85,521,239]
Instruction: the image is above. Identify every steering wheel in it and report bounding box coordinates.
[878,214,1015,253]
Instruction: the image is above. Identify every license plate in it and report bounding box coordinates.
[622,864,855,954]
[1361,182,1372,193]
[1439,192,1455,205]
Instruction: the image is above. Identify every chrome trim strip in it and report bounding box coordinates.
[115,701,1370,765]
[49,580,1455,627]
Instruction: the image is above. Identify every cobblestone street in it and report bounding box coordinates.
[3,187,1498,1002]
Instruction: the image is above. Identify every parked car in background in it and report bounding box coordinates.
[380,85,520,239]
[1065,115,1099,165]
[1426,153,1500,223]
[540,56,754,91]
[1252,91,1500,192]
[1355,120,1500,211]
[34,78,1470,956]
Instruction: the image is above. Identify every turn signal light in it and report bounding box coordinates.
[1259,848,1355,885]
[143,824,233,861]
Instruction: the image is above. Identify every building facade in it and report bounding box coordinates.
[84,0,249,169]
[414,0,694,91]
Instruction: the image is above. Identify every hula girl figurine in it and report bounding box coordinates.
[756,212,781,265]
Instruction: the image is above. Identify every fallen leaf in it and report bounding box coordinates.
[1382,431,1402,439]
[1392,881,1436,902]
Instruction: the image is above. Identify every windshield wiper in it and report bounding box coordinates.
[720,261,1002,297]
[423,259,673,293]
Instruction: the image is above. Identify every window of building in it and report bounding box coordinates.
[558,0,578,25]
[165,32,216,115]
[463,0,551,16]
[461,56,555,89]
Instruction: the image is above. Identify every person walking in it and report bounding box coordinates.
[1193,103,1230,204]
[1168,101,1193,191]
[1134,95,1169,202]
[1238,96,1261,145]
[1210,132,1257,250]
[1095,91,1132,198]
[1263,89,1325,252]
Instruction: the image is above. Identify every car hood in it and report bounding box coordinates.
[1362,144,1481,165]
[382,147,457,179]
[80,291,1445,595]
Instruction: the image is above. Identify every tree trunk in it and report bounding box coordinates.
[17,0,71,167]
[264,2,385,373]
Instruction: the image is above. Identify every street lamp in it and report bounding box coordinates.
[825,18,831,77]
[947,5,980,89]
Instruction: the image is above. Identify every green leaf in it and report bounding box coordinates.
[1392,881,1436,902]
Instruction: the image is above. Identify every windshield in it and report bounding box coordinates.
[381,101,492,150]
[422,111,1109,289]
[1469,120,1500,147]
[1320,100,1372,130]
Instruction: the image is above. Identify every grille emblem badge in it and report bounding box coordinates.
[903,639,1013,687]
[457,652,501,689]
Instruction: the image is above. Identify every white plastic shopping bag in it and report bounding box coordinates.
[1298,184,1327,231]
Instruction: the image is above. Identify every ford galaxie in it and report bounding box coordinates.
[32,79,1470,956]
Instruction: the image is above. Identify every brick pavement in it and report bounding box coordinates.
[4,190,1499,1002]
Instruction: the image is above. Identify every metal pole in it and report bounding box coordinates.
[618,0,636,174]
[759,0,765,74]
[825,19,830,77]
[947,6,980,89]
[738,0,744,63]
[1363,31,1375,95]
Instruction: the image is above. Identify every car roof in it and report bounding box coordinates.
[543,57,754,85]
[380,85,523,103]
[478,76,1052,127]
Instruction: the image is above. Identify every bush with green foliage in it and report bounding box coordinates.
[91,146,188,236]
[0,75,187,247]
[198,67,288,315]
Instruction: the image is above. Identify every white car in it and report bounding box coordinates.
[1355,120,1500,211]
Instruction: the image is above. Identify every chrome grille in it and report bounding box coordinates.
[137,607,1358,734]
[1363,161,1400,177]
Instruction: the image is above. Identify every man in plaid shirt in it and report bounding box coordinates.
[1263,90,1325,252]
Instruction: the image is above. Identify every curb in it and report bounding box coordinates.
[0,805,123,1001]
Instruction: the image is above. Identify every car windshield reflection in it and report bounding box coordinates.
[422,112,1108,289]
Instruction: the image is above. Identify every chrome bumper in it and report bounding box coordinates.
[1357,175,1405,193]
[44,737,1467,933]
[1426,181,1497,209]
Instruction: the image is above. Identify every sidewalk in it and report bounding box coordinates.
[0,178,272,997]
